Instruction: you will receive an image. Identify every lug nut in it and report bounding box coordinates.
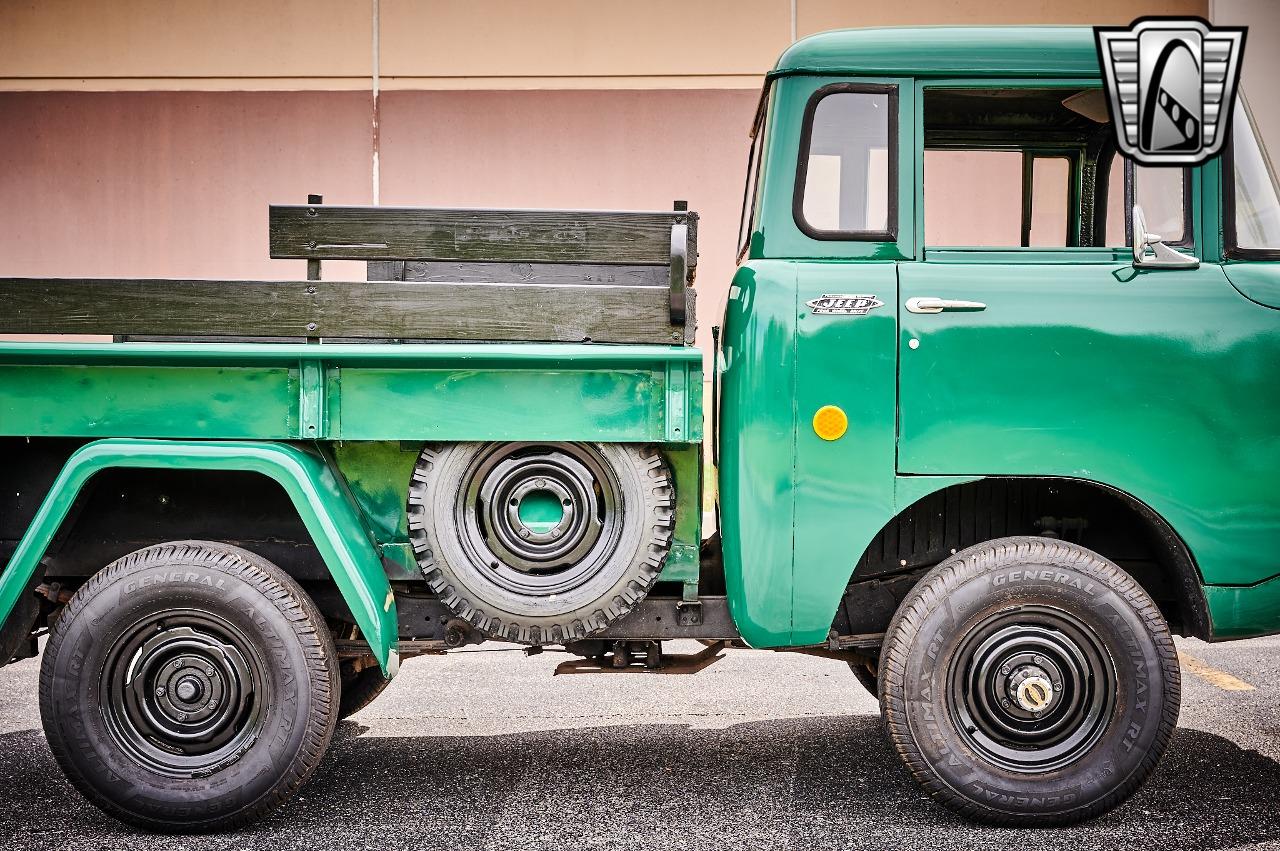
[1000,664,1011,676]
[155,686,166,697]
[1033,654,1046,665]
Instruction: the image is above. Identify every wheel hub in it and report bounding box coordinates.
[456,443,626,597]
[948,605,1116,772]
[1008,667,1055,713]
[100,612,268,777]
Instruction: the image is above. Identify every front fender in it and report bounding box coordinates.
[0,438,398,675]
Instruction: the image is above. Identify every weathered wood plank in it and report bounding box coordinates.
[366,260,669,286]
[270,205,698,267]
[0,278,693,345]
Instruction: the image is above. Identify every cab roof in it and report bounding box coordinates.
[772,26,1103,79]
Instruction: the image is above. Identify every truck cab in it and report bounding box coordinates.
[723,25,1279,648]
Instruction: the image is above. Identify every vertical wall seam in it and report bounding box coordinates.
[790,0,797,43]
[371,0,381,205]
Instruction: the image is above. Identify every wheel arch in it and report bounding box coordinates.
[832,475,1211,642]
[0,438,397,674]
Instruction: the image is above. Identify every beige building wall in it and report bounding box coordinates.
[9,0,1275,362]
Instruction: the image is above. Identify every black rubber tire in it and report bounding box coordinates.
[880,536,1180,826]
[39,541,339,832]
[338,663,392,719]
[848,660,879,697]
[408,442,673,645]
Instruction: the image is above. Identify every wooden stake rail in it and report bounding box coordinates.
[0,198,697,345]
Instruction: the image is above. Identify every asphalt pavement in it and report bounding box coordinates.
[3,635,1280,851]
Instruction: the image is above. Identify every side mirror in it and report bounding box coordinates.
[1132,204,1199,269]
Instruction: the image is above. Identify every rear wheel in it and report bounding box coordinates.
[880,536,1180,826]
[40,541,339,832]
[848,660,878,697]
[338,663,391,718]
[408,442,673,645]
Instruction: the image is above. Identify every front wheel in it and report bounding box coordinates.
[39,541,339,832]
[879,536,1180,826]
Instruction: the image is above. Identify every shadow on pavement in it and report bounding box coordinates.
[1,718,1279,850]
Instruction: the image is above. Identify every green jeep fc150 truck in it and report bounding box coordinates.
[1,26,1277,831]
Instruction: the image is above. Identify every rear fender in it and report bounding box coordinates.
[0,438,398,675]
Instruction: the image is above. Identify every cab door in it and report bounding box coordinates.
[895,85,1280,591]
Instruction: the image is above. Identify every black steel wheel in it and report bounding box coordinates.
[880,537,1180,826]
[99,608,271,777]
[40,541,339,832]
[947,605,1115,773]
[408,442,673,644]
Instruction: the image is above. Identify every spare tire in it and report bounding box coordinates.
[408,442,673,645]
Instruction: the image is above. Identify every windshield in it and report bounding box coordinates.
[1231,95,1280,251]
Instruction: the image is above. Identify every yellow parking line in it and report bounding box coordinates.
[1180,652,1256,692]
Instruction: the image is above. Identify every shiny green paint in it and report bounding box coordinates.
[1205,578,1280,639]
[0,364,297,438]
[773,27,1102,80]
[0,439,399,674]
[331,441,420,543]
[719,261,797,646]
[749,75,916,262]
[0,342,700,444]
[718,258,982,647]
[1224,262,1280,309]
[790,262,899,644]
[897,259,1280,590]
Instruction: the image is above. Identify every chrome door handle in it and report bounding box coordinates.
[905,296,987,314]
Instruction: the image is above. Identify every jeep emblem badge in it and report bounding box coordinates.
[1095,17,1246,167]
[806,294,883,316]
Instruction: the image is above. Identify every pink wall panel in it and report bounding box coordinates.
[378,89,761,348]
[0,91,373,280]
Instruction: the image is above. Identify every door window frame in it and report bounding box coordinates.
[792,82,901,243]
[1222,96,1280,261]
[914,78,1201,264]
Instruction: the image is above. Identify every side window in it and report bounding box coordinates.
[923,150,1070,247]
[795,86,897,239]
[1028,156,1070,247]
[924,150,1021,245]
[1103,157,1188,247]
[1227,97,1280,254]
[920,87,1190,251]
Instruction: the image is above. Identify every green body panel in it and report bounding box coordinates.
[773,27,1101,79]
[718,261,798,646]
[1206,578,1280,639]
[0,342,700,444]
[0,364,297,438]
[0,438,399,674]
[1223,261,1280,309]
[791,262,899,644]
[898,259,1280,591]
